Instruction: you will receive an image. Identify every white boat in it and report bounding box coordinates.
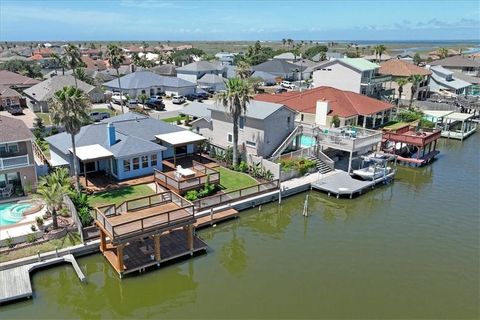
[352,166,392,180]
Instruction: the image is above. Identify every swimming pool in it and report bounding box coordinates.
[300,135,316,147]
[0,202,35,226]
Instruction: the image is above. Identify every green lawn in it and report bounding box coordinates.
[88,184,155,208]
[383,121,408,130]
[92,108,118,117]
[161,115,187,124]
[0,232,82,263]
[216,166,257,192]
[37,113,52,125]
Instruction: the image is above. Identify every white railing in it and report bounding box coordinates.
[0,155,29,170]
[270,125,303,158]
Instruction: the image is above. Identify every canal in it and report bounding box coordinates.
[1,134,479,319]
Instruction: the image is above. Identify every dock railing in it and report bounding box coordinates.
[93,191,195,240]
[192,180,280,211]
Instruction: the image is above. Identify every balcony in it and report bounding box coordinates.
[314,126,383,153]
[0,154,30,170]
[361,74,391,85]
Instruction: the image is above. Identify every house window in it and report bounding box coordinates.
[141,90,146,94]
[0,174,6,188]
[287,116,291,125]
[0,144,6,154]
[142,156,149,168]
[112,159,118,176]
[123,159,130,172]
[196,126,200,133]
[239,116,244,129]
[7,143,19,153]
[227,133,233,143]
[132,157,140,170]
[151,154,157,166]
[301,114,304,122]
[246,140,256,147]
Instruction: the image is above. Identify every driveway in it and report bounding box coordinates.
[0,108,39,129]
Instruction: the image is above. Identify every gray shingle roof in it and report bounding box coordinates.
[0,115,34,143]
[251,71,277,81]
[45,112,189,158]
[208,100,290,120]
[252,59,304,74]
[430,56,480,68]
[273,52,296,60]
[198,74,227,85]
[180,102,211,121]
[23,75,95,102]
[149,64,177,76]
[0,70,40,87]
[103,71,195,89]
[177,61,225,72]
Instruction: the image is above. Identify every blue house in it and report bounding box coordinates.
[45,112,205,181]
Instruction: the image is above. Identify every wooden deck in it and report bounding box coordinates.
[80,173,154,194]
[0,254,85,304]
[103,229,208,276]
[194,208,239,229]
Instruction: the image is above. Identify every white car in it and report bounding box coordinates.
[172,95,186,104]
[281,81,295,89]
[111,93,127,104]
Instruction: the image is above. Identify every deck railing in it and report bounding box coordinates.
[93,191,195,239]
[192,180,280,211]
[382,129,441,147]
[0,154,29,170]
[154,162,220,194]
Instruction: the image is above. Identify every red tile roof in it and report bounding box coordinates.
[379,60,431,77]
[254,86,393,118]
[81,56,107,71]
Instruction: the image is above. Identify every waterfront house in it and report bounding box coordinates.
[311,58,392,99]
[429,56,480,77]
[0,116,38,197]
[23,75,105,112]
[255,86,394,129]
[426,65,472,96]
[176,61,225,83]
[378,60,431,101]
[45,112,205,181]
[183,101,297,158]
[251,59,306,81]
[103,71,196,98]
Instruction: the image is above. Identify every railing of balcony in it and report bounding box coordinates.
[0,154,30,169]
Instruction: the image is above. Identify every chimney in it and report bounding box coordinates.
[107,122,116,146]
[315,99,329,126]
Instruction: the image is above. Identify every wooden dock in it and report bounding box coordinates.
[0,254,85,304]
[194,208,239,229]
[311,171,395,198]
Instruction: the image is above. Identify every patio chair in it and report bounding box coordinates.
[1,184,13,198]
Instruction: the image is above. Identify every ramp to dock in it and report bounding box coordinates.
[0,254,85,304]
[311,171,394,198]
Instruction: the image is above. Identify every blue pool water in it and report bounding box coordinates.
[0,202,34,226]
[300,135,316,147]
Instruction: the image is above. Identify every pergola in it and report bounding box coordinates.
[69,144,113,186]
[155,131,206,165]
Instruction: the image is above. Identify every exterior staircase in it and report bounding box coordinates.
[306,154,334,174]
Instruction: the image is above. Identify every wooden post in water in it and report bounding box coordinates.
[154,234,161,262]
[187,225,194,252]
[117,244,125,272]
[302,194,309,217]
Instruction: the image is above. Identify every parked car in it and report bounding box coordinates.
[89,111,110,122]
[275,88,287,94]
[127,99,138,108]
[149,95,163,102]
[172,95,186,104]
[6,105,23,115]
[281,81,295,89]
[145,100,165,111]
[185,93,198,101]
[196,92,210,100]
[111,93,127,104]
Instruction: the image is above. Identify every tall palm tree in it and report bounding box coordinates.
[374,44,387,62]
[50,53,61,75]
[215,78,251,167]
[395,77,409,112]
[408,74,425,107]
[235,60,251,80]
[438,47,449,59]
[64,44,82,87]
[282,38,286,46]
[107,43,126,114]
[36,169,70,229]
[49,86,91,192]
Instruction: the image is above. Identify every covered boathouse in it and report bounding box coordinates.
[93,191,208,277]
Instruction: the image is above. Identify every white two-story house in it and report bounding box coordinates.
[311,58,392,99]
[182,101,297,158]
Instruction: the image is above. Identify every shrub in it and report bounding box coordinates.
[236,161,249,173]
[279,157,316,175]
[31,224,37,232]
[185,190,198,201]
[78,207,93,226]
[36,216,44,226]
[26,233,37,243]
[5,236,14,248]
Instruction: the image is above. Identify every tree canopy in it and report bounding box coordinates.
[0,59,43,78]
[304,45,328,59]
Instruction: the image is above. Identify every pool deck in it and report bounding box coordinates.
[0,205,48,241]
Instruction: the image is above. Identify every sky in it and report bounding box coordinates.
[1,0,479,41]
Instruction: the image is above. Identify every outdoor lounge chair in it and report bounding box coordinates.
[1,184,13,198]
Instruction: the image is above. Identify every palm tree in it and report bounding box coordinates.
[438,47,449,59]
[374,44,387,62]
[395,77,409,112]
[50,53,61,75]
[215,78,251,167]
[64,44,83,87]
[106,43,126,114]
[138,93,148,110]
[408,74,424,107]
[282,38,286,46]
[49,86,91,192]
[235,60,251,79]
[36,169,70,229]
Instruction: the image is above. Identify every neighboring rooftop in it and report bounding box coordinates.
[429,56,480,68]
[103,71,195,89]
[0,85,22,98]
[254,86,392,118]
[149,64,177,76]
[379,60,431,77]
[313,58,380,72]
[273,52,297,60]
[176,61,224,73]
[252,59,305,74]
[0,115,34,143]
[0,70,40,87]
[180,102,211,121]
[24,75,95,101]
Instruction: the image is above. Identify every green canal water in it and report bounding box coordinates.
[1,134,479,319]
